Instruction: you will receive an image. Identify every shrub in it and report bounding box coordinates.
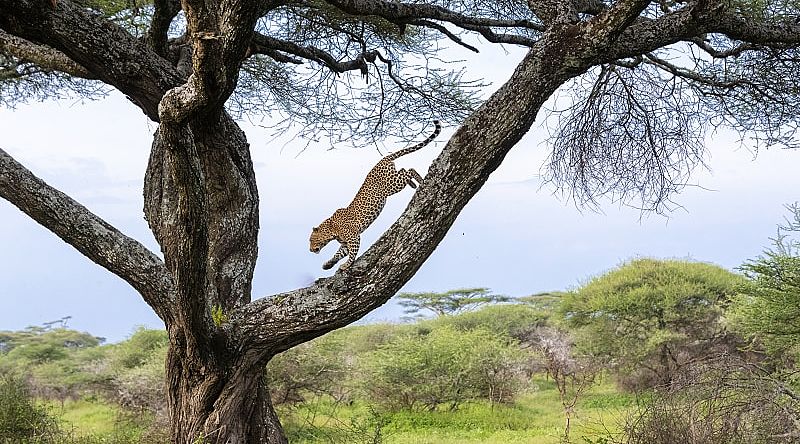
[109,328,168,370]
[267,335,348,405]
[561,258,745,389]
[0,374,61,443]
[363,326,526,410]
[620,356,800,444]
[424,303,548,340]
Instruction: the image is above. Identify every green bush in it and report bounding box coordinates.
[423,303,548,340]
[363,326,526,410]
[268,334,348,405]
[0,374,62,443]
[109,328,168,370]
[561,258,745,389]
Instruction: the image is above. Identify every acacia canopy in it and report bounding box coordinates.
[1,0,799,441]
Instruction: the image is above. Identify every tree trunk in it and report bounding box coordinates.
[165,326,286,443]
[144,111,276,442]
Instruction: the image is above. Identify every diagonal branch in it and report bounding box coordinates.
[229,26,598,359]
[0,148,174,323]
[0,29,95,79]
[251,33,374,72]
[687,37,759,58]
[0,0,183,121]
[407,20,479,52]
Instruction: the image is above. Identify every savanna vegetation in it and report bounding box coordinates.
[2,207,799,443]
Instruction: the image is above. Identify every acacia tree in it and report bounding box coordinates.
[1,0,799,441]
[397,287,511,317]
[561,259,745,387]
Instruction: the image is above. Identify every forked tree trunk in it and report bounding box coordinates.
[143,113,281,442]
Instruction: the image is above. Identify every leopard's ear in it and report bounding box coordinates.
[312,226,319,232]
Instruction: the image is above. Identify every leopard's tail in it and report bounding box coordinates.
[384,120,441,161]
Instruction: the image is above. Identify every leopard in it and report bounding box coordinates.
[309,120,441,270]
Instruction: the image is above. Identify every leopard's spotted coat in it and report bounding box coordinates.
[310,120,441,270]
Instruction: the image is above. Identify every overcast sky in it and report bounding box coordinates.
[2,45,800,342]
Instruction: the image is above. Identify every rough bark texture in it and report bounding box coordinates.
[2,0,799,441]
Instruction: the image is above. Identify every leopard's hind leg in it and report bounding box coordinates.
[398,168,424,189]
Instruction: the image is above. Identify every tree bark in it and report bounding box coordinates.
[144,112,267,441]
[165,326,287,443]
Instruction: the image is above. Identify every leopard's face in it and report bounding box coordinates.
[309,224,335,253]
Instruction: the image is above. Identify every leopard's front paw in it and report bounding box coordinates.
[322,261,335,270]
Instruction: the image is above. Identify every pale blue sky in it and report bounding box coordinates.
[2,47,799,342]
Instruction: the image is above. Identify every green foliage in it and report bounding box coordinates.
[0,374,62,442]
[0,328,102,364]
[327,322,411,355]
[517,292,567,314]
[211,305,228,328]
[104,329,168,414]
[281,386,630,444]
[730,203,800,363]
[561,258,745,388]
[396,288,511,318]
[109,328,167,370]
[363,326,526,410]
[424,303,549,339]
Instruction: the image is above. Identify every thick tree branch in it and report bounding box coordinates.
[582,0,653,44]
[593,0,719,63]
[321,0,546,32]
[158,0,268,124]
[0,148,174,323]
[230,25,600,358]
[0,0,183,121]
[0,29,95,79]
[713,11,800,45]
[147,0,182,57]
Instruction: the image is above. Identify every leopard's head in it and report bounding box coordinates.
[309,222,335,253]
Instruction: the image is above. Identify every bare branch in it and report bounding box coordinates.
[545,63,707,212]
[642,52,745,88]
[407,20,479,53]
[456,22,540,46]
[687,37,759,58]
[0,148,174,323]
[251,33,373,73]
[321,0,546,32]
